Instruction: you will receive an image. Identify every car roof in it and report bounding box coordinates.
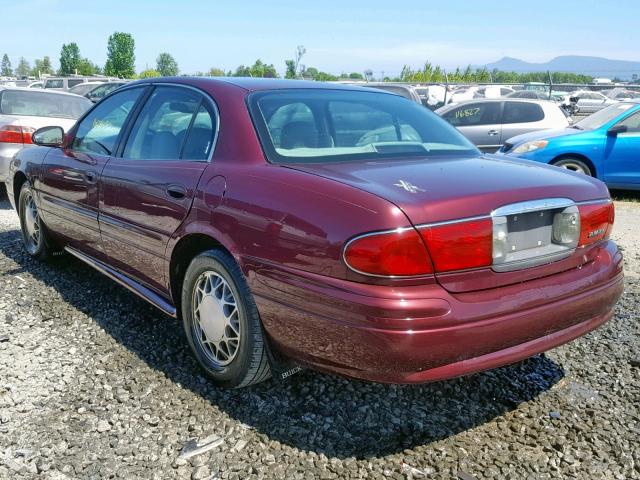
[440,97,557,109]
[127,76,382,94]
[0,86,88,97]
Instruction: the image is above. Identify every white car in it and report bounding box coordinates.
[0,87,92,182]
[566,90,617,114]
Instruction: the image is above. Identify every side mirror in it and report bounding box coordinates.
[32,126,64,146]
[607,124,628,136]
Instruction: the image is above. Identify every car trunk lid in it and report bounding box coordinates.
[287,154,611,292]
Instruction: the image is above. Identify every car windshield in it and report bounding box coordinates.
[574,102,636,130]
[0,90,92,119]
[249,89,479,164]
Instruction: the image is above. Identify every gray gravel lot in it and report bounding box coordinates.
[0,197,638,480]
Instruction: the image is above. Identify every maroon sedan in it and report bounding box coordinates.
[6,78,623,388]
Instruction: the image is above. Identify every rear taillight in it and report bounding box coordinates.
[344,228,433,276]
[578,202,614,247]
[344,200,614,278]
[0,125,35,144]
[421,219,493,272]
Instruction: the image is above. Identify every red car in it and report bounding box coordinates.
[6,78,623,388]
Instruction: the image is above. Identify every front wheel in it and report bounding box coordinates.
[18,181,55,260]
[553,158,592,176]
[181,249,271,388]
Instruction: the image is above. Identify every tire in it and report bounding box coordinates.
[18,181,55,260]
[553,158,592,176]
[181,249,271,388]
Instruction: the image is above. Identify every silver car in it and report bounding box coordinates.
[0,87,92,182]
[435,98,569,152]
[568,90,617,115]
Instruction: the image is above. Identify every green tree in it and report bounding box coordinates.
[207,67,225,76]
[77,58,101,75]
[314,71,338,81]
[104,32,136,78]
[348,72,363,80]
[301,66,318,79]
[15,57,31,78]
[1,54,12,76]
[59,42,81,75]
[31,56,54,77]
[233,64,251,77]
[138,69,161,79]
[156,52,179,76]
[285,59,296,79]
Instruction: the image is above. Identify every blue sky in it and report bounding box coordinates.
[2,0,638,76]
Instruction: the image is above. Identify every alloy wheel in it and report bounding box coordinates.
[558,162,587,174]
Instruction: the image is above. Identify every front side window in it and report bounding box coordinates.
[122,86,213,161]
[249,89,478,164]
[444,102,501,127]
[502,102,544,124]
[67,79,84,88]
[72,87,144,155]
[575,103,635,130]
[0,90,91,119]
[616,110,640,133]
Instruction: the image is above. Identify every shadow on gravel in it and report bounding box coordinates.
[0,225,565,459]
[610,189,640,202]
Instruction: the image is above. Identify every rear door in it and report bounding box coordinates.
[441,101,502,152]
[500,101,547,144]
[38,86,146,259]
[603,109,640,186]
[99,85,217,292]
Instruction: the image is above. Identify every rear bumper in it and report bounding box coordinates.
[0,143,22,182]
[250,240,623,384]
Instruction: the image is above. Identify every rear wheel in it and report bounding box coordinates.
[18,181,55,260]
[553,158,592,176]
[181,249,271,388]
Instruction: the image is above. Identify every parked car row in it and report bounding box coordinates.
[435,98,570,152]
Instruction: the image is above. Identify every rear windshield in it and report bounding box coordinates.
[0,90,92,119]
[248,89,478,164]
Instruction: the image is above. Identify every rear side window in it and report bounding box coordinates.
[443,102,501,127]
[67,79,84,88]
[72,87,144,155]
[0,90,91,119]
[123,86,215,161]
[44,79,63,89]
[502,102,544,124]
[182,105,215,160]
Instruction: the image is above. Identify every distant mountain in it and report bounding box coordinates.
[482,56,640,80]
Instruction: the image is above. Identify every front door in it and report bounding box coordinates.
[441,101,502,152]
[603,110,640,186]
[38,86,146,258]
[99,85,217,292]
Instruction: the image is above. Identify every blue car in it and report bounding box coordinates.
[498,101,640,190]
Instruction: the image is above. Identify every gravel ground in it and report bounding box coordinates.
[0,197,638,480]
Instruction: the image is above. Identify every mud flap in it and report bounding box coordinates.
[263,331,304,383]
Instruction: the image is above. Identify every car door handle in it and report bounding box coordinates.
[84,170,97,183]
[166,184,187,199]
[488,130,499,136]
